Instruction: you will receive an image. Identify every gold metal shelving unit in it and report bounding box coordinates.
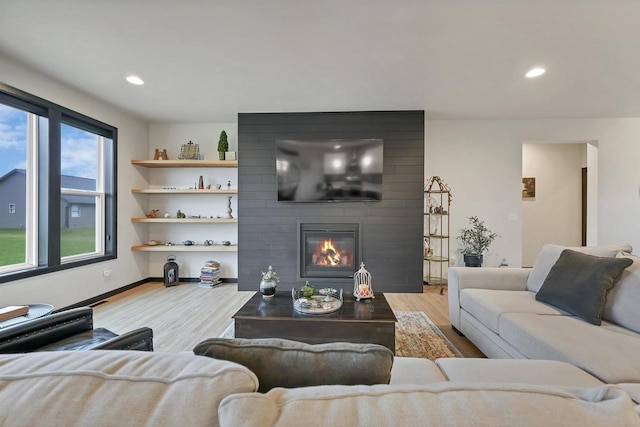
[424,176,452,293]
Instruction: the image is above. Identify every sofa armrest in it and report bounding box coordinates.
[448,267,531,330]
[92,327,154,351]
[0,307,93,353]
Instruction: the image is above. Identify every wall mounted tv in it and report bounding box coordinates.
[276,138,383,202]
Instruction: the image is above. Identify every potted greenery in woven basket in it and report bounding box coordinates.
[457,216,498,267]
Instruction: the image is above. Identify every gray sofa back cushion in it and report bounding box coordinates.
[194,338,393,392]
[534,250,632,325]
[603,253,640,333]
[526,243,633,293]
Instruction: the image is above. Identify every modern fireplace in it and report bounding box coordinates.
[298,222,361,280]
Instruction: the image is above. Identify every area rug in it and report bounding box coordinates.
[394,311,462,359]
[217,310,462,359]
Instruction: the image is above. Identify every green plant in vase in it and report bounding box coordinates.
[301,281,315,298]
[456,216,498,267]
[217,130,229,160]
[259,265,279,300]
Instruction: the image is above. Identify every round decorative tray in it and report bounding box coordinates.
[292,288,343,315]
[0,303,54,329]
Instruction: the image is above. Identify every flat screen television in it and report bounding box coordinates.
[276,138,383,202]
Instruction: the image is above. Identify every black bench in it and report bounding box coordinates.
[0,307,153,353]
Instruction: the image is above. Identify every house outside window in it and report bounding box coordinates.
[70,204,81,218]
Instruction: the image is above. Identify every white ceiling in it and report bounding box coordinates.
[1,0,639,123]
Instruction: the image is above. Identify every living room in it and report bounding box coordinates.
[1,2,640,424]
[1,0,638,312]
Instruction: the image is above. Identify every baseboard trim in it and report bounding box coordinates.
[57,277,239,312]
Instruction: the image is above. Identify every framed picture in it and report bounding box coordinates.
[522,177,535,198]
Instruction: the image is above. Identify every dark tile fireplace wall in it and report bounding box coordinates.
[238,111,424,293]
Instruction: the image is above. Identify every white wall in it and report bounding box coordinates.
[147,124,239,279]
[425,118,640,267]
[0,53,150,309]
[521,142,586,266]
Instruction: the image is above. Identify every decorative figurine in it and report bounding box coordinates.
[176,209,186,218]
[198,175,204,189]
[179,141,200,160]
[225,196,233,219]
[227,180,231,189]
[164,212,170,218]
[145,209,159,218]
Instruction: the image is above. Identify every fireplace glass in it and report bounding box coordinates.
[299,223,360,279]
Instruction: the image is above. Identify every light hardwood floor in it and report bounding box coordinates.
[93,282,484,357]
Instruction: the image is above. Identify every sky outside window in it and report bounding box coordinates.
[0,104,27,177]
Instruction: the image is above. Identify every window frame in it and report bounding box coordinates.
[0,83,117,283]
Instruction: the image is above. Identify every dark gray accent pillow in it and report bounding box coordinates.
[535,249,632,325]
[193,338,393,392]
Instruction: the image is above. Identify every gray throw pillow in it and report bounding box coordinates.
[193,338,393,392]
[535,249,633,325]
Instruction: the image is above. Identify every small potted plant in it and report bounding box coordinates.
[301,281,315,298]
[456,216,498,267]
[217,130,228,160]
[259,265,279,299]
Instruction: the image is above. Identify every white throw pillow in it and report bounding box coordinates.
[526,243,633,293]
[603,252,640,334]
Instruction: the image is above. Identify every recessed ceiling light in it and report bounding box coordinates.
[126,75,144,85]
[525,67,546,78]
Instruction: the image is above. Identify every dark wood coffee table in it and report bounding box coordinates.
[233,292,397,352]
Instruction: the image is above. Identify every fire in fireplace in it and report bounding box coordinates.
[311,238,353,267]
[299,222,361,280]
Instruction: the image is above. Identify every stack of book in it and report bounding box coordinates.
[199,260,222,288]
[0,305,29,323]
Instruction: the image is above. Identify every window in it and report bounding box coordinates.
[70,204,81,218]
[0,83,117,282]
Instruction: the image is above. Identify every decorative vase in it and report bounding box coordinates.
[259,280,277,299]
[463,254,483,267]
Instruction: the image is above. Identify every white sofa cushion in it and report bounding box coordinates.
[499,313,640,383]
[389,357,447,384]
[218,382,640,427]
[526,243,633,293]
[604,253,640,334]
[436,358,603,387]
[460,289,568,334]
[0,350,258,427]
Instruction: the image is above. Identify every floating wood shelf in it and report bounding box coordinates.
[131,159,238,168]
[131,188,237,194]
[131,218,237,223]
[131,245,238,252]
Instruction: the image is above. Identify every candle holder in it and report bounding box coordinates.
[353,262,374,301]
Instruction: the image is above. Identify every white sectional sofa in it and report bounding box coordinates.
[1,349,639,426]
[448,243,640,384]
